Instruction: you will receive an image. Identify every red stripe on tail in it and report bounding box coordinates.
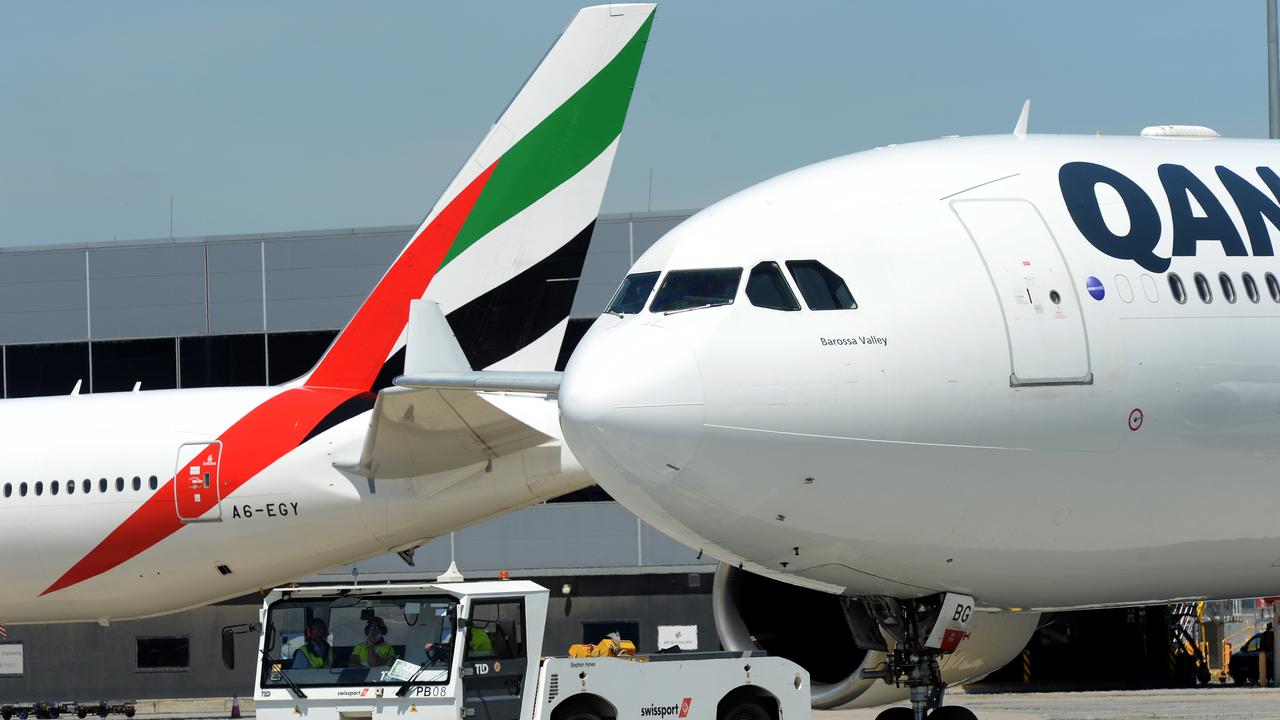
[305,161,498,390]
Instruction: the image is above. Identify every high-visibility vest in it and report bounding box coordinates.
[299,644,332,668]
[352,641,397,666]
[469,628,492,653]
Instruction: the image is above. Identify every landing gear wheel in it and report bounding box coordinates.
[873,708,914,720]
[720,701,769,720]
[929,707,978,720]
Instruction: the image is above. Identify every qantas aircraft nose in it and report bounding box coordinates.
[560,320,704,489]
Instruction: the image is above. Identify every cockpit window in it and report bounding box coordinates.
[746,262,800,311]
[606,272,661,315]
[785,260,857,310]
[649,268,743,313]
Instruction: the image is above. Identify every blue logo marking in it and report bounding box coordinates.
[1086,276,1105,300]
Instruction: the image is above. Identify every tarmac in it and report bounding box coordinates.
[820,687,1280,720]
[117,688,1280,720]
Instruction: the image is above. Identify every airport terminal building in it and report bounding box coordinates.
[0,210,720,702]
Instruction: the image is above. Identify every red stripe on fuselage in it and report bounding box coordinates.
[41,161,499,597]
[41,387,355,596]
[305,161,498,390]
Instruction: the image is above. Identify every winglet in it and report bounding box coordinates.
[398,299,561,393]
[1013,99,1030,140]
[404,300,470,376]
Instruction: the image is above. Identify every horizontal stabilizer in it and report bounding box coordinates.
[335,386,550,479]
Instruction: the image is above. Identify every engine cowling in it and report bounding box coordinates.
[712,563,1041,708]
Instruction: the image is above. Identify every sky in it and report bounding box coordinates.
[0,1,1271,247]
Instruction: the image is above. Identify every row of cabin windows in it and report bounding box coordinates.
[608,260,857,315]
[3,475,159,498]
[1167,271,1280,305]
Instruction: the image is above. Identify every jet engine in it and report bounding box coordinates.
[712,563,1041,709]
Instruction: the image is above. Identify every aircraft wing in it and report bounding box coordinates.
[334,300,560,479]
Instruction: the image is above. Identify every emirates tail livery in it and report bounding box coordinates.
[0,3,655,625]
[481,113,1276,717]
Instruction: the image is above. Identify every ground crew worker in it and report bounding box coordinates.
[291,618,333,669]
[349,616,398,667]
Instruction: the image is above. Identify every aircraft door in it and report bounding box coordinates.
[953,199,1092,386]
[461,599,527,720]
[174,441,223,522]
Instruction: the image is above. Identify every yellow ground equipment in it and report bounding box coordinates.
[568,632,637,658]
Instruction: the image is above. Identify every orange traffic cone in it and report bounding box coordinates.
[231,696,241,719]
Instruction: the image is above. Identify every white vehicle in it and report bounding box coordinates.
[242,581,810,720]
[0,3,654,625]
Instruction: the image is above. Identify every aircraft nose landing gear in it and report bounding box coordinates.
[856,593,980,720]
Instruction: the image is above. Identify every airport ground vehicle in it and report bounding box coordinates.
[1228,630,1276,685]
[241,581,811,720]
[0,701,135,720]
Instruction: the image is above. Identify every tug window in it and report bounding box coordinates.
[1193,272,1212,303]
[650,268,742,313]
[1219,273,1236,304]
[786,260,857,310]
[1168,273,1187,304]
[1243,272,1260,303]
[606,272,661,315]
[1268,272,1280,303]
[746,262,801,311]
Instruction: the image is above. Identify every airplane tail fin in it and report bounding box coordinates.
[303,4,655,391]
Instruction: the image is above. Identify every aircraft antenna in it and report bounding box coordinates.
[1013,99,1031,140]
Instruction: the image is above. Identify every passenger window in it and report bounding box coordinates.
[1268,272,1280,303]
[99,478,107,493]
[132,476,141,491]
[149,476,159,490]
[116,477,124,492]
[1168,273,1187,304]
[785,260,857,310]
[20,482,28,497]
[51,480,59,496]
[3,483,10,498]
[1219,272,1236,304]
[1243,272,1260,303]
[746,262,801,311]
[83,479,91,494]
[649,268,742,313]
[606,272,661,315]
[1193,272,1212,303]
[67,480,75,495]
[35,481,43,496]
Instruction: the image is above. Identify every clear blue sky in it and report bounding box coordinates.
[0,1,1270,246]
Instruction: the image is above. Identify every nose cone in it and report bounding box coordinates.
[560,320,704,490]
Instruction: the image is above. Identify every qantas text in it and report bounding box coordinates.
[1059,162,1280,273]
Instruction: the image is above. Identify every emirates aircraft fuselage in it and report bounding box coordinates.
[560,133,1280,612]
[0,386,576,623]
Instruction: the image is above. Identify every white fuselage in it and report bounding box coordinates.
[560,133,1280,611]
[0,386,582,623]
